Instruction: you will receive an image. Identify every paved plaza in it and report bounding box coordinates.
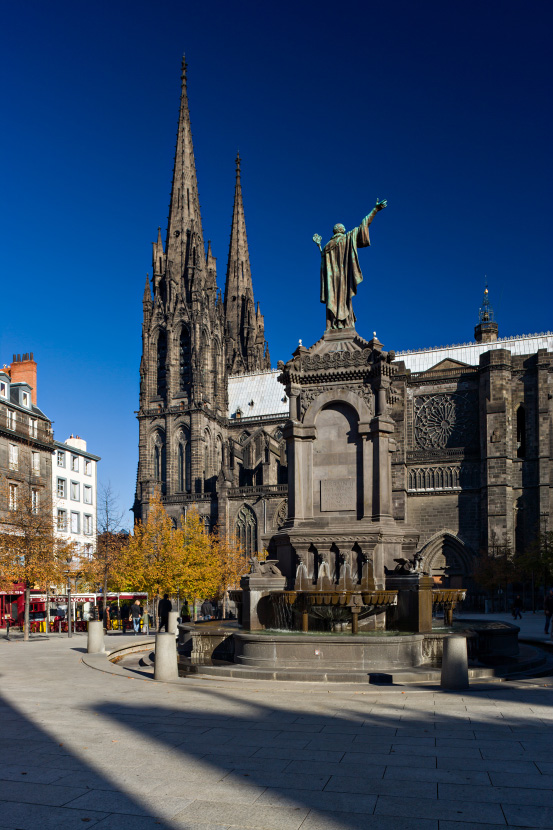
[1,617,553,830]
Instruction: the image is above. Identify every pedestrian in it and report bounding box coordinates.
[512,595,523,620]
[129,599,142,634]
[200,599,213,621]
[544,589,553,634]
[181,601,191,623]
[158,593,172,632]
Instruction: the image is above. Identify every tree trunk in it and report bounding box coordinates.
[23,584,30,642]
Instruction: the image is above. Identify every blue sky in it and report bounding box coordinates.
[1,0,551,527]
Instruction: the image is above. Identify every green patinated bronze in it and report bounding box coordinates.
[314,198,387,330]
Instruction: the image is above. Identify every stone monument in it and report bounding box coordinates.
[270,198,421,626]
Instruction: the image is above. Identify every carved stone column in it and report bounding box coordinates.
[284,421,316,521]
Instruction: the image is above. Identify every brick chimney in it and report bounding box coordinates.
[10,353,37,404]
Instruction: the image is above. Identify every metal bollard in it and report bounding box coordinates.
[441,635,469,690]
[87,620,105,654]
[154,632,178,681]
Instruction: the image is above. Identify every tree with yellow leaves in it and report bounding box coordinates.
[0,469,73,640]
[115,493,247,623]
[175,507,220,617]
[211,525,247,618]
[112,490,181,620]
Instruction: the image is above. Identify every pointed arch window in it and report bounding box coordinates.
[157,330,167,398]
[178,432,191,493]
[153,432,166,494]
[236,504,257,557]
[179,327,191,393]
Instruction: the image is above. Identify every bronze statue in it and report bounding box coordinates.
[314,198,387,330]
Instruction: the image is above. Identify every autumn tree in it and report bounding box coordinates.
[472,532,517,611]
[211,525,247,617]
[114,490,183,619]
[0,467,72,640]
[176,507,220,615]
[514,530,553,611]
[81,483,128,599]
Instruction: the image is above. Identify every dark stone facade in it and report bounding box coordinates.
[135,60,553,594]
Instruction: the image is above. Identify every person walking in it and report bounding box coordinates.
[544,589,553,634]
[158,594,172,632]
[512,595,523,620]
[129,599,142,634]
[200,599,213,621]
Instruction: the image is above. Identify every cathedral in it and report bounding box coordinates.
[134,58,553,596]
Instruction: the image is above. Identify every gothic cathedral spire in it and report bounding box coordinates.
[165,54,206,296]
[224,153,270,374]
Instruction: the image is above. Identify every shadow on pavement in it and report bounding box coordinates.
[0,693,175,829]
[87,680,553,829]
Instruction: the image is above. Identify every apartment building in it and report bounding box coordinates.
[0,354,54,526]
[53,435,100,558]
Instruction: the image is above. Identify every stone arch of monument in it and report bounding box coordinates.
[302,387,372,428]
[418,530,474,587]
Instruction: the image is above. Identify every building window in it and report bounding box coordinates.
[57,450,65,467]
[70,512,80,534]
[57,509,67,531]
[31,489,39,514]
[0,381,7,398]
[7,410,15,430]
[179,327,191,393]
[9,444,18,471]
[236,504,257,557]
[84,459,92,476]
[57,478,66,499]
[84,543,93,558]
[71,455,79,472]
[29,418,37,438]
[32,452,40,475]
[157,329,167,398]
[70,481,80,501]
[153,433,166,492]
[178,439,191,493]
[83,514,93,535]
[9,483,17,511]
[83,485,92,504]
[22,391,30,408]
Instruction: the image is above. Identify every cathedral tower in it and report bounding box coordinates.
[135,56,228,523]
[224,153,270,374]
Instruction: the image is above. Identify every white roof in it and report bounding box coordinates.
[396,332,553,374]
[228,370,289,419]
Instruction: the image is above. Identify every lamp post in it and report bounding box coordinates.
[66,554,73,638]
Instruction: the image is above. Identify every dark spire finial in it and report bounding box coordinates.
[181,53,187,84]
[478,277,494,323]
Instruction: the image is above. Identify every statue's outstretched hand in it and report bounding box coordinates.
[313,233,322,252]
[375,198,388,211]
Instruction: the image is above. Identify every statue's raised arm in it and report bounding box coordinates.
[318,197,387,330]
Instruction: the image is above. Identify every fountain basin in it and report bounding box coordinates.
[233,630,425,670]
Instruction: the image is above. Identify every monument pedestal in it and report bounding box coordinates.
[240,570,286,631]
[270,327,419,606]
[386,574,434,633]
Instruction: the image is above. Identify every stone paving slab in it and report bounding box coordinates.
[173,800,309,829]
[300,814,437,830]
[501,805,553,828]
[0,800,108,829]
[374,794,507,824]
